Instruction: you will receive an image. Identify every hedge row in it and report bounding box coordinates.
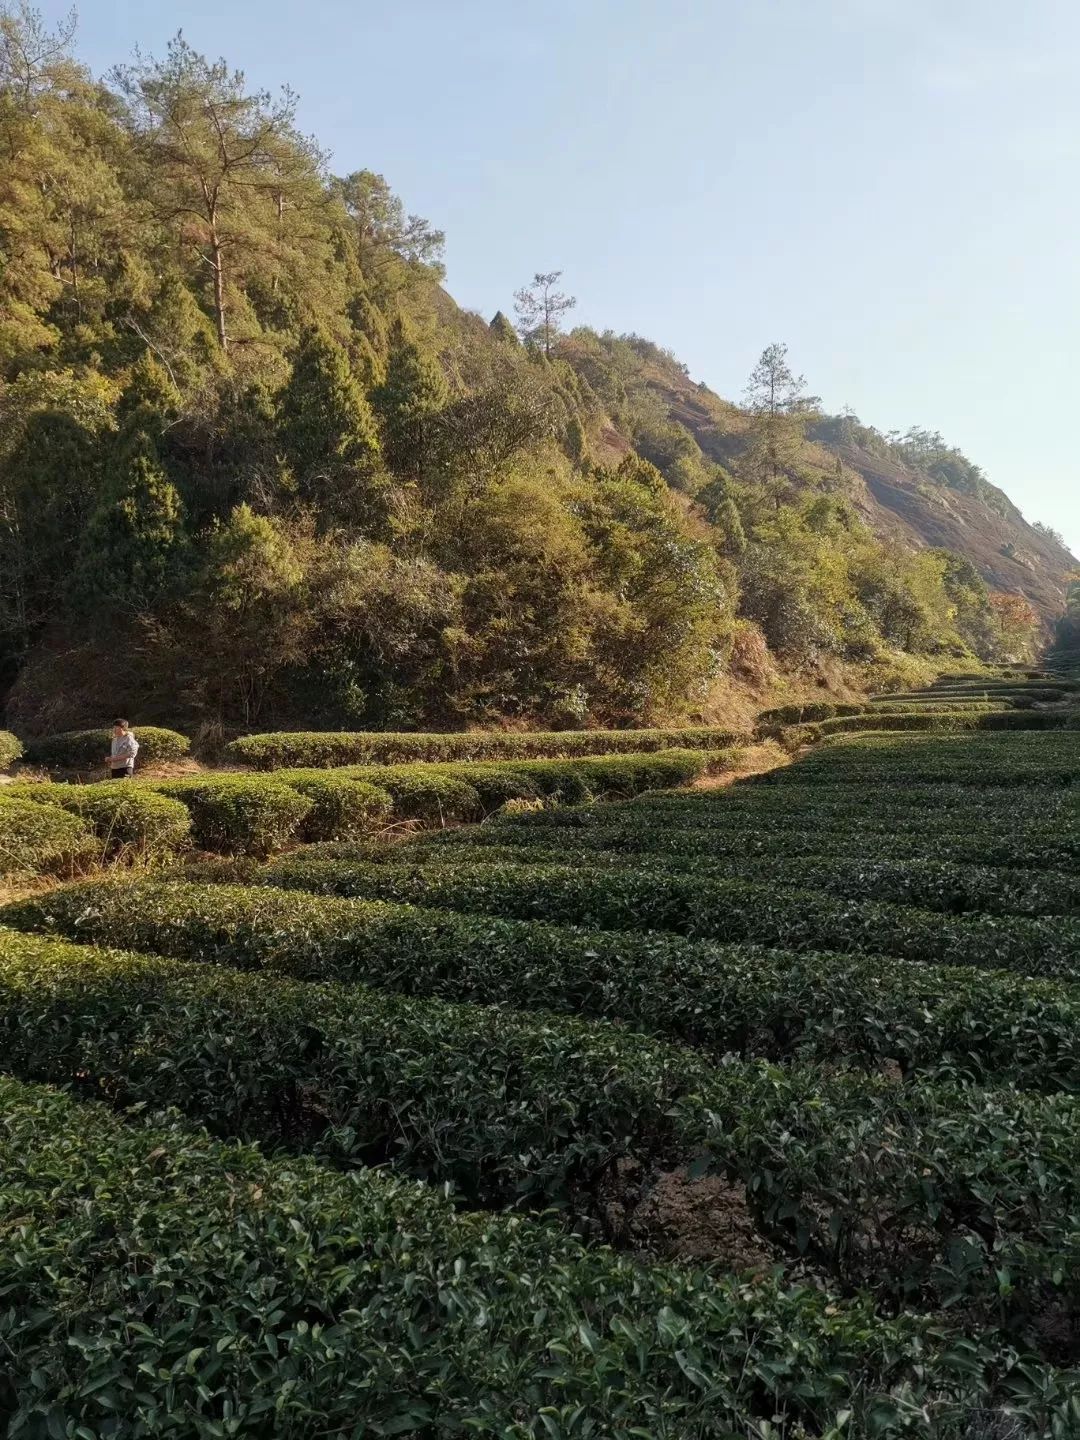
[7,750,708,860]
[225,724,747,770]
[22,726,191,769]
[290,846,1079,918]
[428,815,1078,869]
[7,878,1080,1092]
[627,780,1075,823]
[468,801,1077,846]
[759,732,1080,787]
[786,709,1072,744]
[0,730,22,770]
[5,1078,1067,1439]
[0,797,96,878]
[247,856,1080,977]
[3,930,1080,1339]
[755,701,866,726]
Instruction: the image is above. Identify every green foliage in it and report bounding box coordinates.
[2,1074,1058,1438]
[372,316,448,478]
[157,777,311,857]
[74,430,187,609]
[22,726,190,769]
[25,785,191,858]
[226,724,745,769]
[277,325,383,523]
[4,918,1080,1338]
[0,795,95,877]
[0,730,22,769]
[286,776,392,841]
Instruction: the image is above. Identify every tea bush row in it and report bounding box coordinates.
[431,814,1078,869]
[225,724,747,770]
[2,930,1080,1337]
[21,726,191,769]
[283,846,1079,918]
[4,750,707,861]
[7,878,1080,1090]
[0,797,96,878]
[246,856,1080,977]
[784,709,1072,747]
[5,1076,1067,1439]
[0,730,22,770]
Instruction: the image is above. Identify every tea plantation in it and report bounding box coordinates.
[2,671,1080,1435]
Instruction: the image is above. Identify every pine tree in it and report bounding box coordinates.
[115,352,181,437]
[278,325,382,520]
[373,316,448,478]
[74,430,187,611]
[489,310,519,345]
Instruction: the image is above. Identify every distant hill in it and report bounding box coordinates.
[558,333,1076,631]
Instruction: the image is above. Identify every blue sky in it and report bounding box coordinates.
[43,0,1080,553]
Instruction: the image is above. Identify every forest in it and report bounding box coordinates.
[0,4,1052,739]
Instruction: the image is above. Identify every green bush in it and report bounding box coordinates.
[283,776,392,841]
[7,877,1080,1094]
[0,730,23,770]
[2,1075,1058,1439]
[23,726,190,770]
[0,797,95,877]
[225,724,746,770]
[2,931,1080,1341]
[245,855,1080,979]
[158,777,310,857]
[437,814,1077,870]
[756,701,864,727]
[267,845,1080,920]
[28,785,192,858]
[369,771,483,823]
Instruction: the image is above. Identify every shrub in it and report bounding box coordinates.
[2,932,1080,1341]
[756,701,864,727]
[158,778,310,857]
[0,797,96,877]
[2,1074,1055,1437]
[23,726,190,770]
[31,786,191,858]
[7,877,1080,1094]
[284,776,392,841]
[225,725,747,770]
[369,771,483,823]
[0,730,22,770]
[243,856,1080,979]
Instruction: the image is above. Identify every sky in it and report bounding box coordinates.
[39,0,1080,553]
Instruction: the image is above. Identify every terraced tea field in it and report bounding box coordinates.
[1,670,1079,1435]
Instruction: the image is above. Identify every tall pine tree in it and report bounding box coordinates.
[277,325,384,526]
[373,316,448,479]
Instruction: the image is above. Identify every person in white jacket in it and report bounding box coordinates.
[106,719,139,779]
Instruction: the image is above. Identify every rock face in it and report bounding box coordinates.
[836,441,1077,629]
[585,341,1077,631]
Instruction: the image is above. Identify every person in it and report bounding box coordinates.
[106,718,139,779]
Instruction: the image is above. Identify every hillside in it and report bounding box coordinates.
[567,334,1077,630]
[0,11,1074,738]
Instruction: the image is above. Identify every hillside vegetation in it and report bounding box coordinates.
[0,6,1074,744]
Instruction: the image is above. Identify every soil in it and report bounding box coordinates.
[597,1158,776,1273]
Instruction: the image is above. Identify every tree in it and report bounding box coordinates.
[277,325,382,523]
[335,170,445,284]
[0,407,101,671]
[742,342,819,498]
[372,316,448,481]
[166,503,310,726]
[74,429,187,611]
[514,271,576,357]
[112,35,325,352]
[489,310,519,345]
